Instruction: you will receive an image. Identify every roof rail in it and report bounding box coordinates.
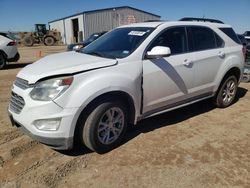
[179,17,224,24]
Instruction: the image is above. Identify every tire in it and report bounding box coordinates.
[0,53,6,70]
[44,36,55,46]
[214,75,238,108]
[7,52,20,62]
[23,36,34,47]
[76,100,128,153]
[241,74,250,83]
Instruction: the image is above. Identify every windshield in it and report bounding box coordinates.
[81,27,154,59]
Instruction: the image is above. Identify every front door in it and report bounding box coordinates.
[142,27,195,115]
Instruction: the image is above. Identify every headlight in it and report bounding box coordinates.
[30,76,73,101]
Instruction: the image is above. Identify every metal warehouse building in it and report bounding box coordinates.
[49,6,160,44]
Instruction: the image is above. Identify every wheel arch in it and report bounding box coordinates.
[223,67,241,83]
[72,90,137,140]
[215,66,242,94]
[0,50,8,59]
[85,91,136,124]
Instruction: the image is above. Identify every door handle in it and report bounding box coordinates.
[183,59,193,67]
[218,51,225,58]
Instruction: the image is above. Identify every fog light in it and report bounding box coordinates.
[33,118,61,131]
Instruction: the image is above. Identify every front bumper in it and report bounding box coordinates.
[8,85,79,150]
[9,115,73,149]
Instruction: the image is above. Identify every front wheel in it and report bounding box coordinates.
[76,101,128,153]
[44,36,55,46]
[214,75,238,108]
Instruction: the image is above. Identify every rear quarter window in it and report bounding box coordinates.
[219,27,241,44]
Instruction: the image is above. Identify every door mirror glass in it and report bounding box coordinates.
[146,46,171,59]
[73,45,82,52]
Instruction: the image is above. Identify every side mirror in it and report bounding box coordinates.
[73,45,82,52]
[146,46,171,59]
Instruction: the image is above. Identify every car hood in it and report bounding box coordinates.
[17,51,117,84]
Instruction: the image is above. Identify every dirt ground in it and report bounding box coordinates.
[0,45,250,188]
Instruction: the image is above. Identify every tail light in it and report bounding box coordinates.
[242,47,246,63]
[7,41,16,46]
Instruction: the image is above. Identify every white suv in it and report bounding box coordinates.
[8,18,244,153]
[0,32,20,69]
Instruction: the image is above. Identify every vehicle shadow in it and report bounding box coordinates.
[4,62,32,70]
[58,145,93,156]
[59,87,247,156]
[124,87,248,143]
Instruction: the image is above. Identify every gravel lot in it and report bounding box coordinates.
[0,45,250,188]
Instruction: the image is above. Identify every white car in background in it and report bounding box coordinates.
[8,18,244,153]
[0,32,20,69]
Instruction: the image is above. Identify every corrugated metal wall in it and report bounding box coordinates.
[49,7,160,44]
[83,7,160,39]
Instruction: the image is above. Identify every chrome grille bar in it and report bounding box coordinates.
[9,92,25,114]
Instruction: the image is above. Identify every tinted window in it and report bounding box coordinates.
[84,33,104,45]
[148,27,187,55]
[245,31,250,36]
[82,27,154,59]
[247,44,250,51]
[187,27,217,51]
[219,27,241,44]
[215,33,224,47]
[0,32,11,39]
[237,35,247,45]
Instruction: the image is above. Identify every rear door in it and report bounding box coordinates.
[187,26,225,94]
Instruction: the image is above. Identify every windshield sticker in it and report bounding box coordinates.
[128,31,146,36]
[122,50,129,54]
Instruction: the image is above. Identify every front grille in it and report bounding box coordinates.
[9,92,25,114]
[14,77,30,90]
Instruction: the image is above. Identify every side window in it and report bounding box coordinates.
[214,33,224,48]
[219,27,241,44]
[148,27,188,55]
[187,27,217,51]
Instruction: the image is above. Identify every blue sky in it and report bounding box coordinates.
[0,0,249,33]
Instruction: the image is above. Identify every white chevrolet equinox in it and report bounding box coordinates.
[8,18,244,153]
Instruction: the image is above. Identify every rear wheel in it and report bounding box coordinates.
[23,36,34,47]
[44,36,55,46]
[76,100,128,153]
[214,75,238,108]
[0,53,6,69]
